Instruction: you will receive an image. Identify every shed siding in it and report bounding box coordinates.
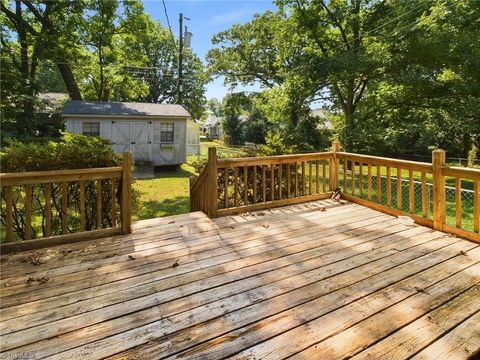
[63,117,187,166]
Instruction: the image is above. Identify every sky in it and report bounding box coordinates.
[141,0,277,101]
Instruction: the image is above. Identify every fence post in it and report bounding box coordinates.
[207,147,218,218]
[432,149,446,231]
[121,152,132,234]
[330,141,340,191]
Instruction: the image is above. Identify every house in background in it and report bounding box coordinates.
[62,101,191,166]
[311,108,334,131]
[203,113,223,138]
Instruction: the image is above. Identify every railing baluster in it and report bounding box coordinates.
[61,182,68,233]
[5,186,13,242]
[315,161,319,194]
[396,168,402,210]
[342,160,347,193]
[110,178,116,227]
[323,160,327,193]
[234,167,238,207]
[278,163,283,200]
[421,172,427,218]
[409,170,414,214]
[45,183,52,237]
[367,163,372,200]
[294,162,298,197]
[270,164,275,201]
[309,162,313,195]
[79,180,86,232]
[252,166,257,204]
[351,160,355,195]
[96,180,102,229]
[455,177,461,228]
[262,165,266,203]
[25,184,33,240]
[243,166,248,205]
[376,165,381,203]
[302,161,306,195]
[359,162,363,198]
[224,168,229,208]
[386,166,392,207]
[474,180,479,233]
[287,163,291,198]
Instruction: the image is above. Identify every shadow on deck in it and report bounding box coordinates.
[1,200,479,359]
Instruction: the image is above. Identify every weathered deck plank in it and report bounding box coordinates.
[0,200,479,359]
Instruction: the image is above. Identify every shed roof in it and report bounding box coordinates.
[62,101,190,118]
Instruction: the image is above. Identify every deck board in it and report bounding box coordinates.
[1,200,479,359]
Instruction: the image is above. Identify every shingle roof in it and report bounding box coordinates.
[204,114,222,127]
[62,101,191,118]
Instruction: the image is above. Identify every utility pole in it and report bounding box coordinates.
[178,13,184,105]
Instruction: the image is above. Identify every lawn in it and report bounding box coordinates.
[131,163,196,221]
[132,140,247,221]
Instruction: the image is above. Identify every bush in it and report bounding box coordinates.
[1,132,121,172]
[0,134,130,241]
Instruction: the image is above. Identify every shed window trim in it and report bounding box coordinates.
[160,123,174,143]
[82,122,100,136]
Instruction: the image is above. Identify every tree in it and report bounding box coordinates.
[243,108,269,144]
[207,11,312,127]
[77,0,149,101]
[1,0,84,137]
[81,4,207,118]
[206,98,221,117]
[220,93,251,145]
[1,1,83,102]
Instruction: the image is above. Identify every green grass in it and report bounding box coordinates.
[131,163,196,221]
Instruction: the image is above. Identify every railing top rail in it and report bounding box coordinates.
[191,166,209,192]
[443,165,480,180]
[217,151,334,168]
[338,152,433,172]
[0,166,123,186]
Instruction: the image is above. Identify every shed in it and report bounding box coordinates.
[186,119,201,156]
[62,101,191,166]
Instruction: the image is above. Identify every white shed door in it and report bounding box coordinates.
[112,121,151,162]
[130,122,150,162]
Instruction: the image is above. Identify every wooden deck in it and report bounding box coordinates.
[1,200,479,359]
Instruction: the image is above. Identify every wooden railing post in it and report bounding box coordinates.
[121,152,132,234]
[432,149,446,231]
[330,141,340,191]
[207,147,218,218]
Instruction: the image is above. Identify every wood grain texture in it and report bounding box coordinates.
[1,200,478,359]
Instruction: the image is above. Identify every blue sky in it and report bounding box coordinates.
[141,0,277,101]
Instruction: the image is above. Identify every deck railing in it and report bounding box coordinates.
[190,142,480,243]
[0,152,132,253]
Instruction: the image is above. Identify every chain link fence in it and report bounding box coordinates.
[339,168,475,232]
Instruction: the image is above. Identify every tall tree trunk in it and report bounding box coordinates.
[16,0,34,134]
[57,63,82,100]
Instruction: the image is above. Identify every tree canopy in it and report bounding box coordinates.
[208,0,480,157]
[1,0,208,137]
